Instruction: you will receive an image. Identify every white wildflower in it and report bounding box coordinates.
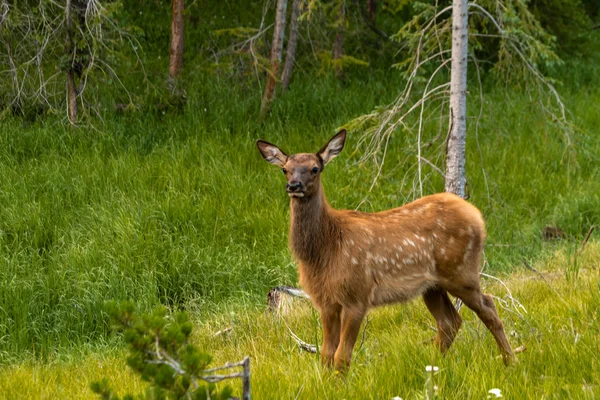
[391,397,403,400]
[425,365,439,372]
[488,388,503,398]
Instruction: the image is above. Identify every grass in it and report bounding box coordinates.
[1,243,599,399]
[0,53,599,398]
[0,71,599,363]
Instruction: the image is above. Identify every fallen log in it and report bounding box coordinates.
[267,286,309,316]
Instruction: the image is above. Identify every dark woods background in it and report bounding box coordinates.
[1,0,598,122]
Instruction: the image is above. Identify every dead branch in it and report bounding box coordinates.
[214,327,233,337]
[267,286,318,353]
[203,357,251,400]
[514,345,526,354]
[287,326,318,353]
[480,272,527,318]
[417,156,445,178]
[147,349,251,400]
[267,286,310,316]
[578,226,595,255]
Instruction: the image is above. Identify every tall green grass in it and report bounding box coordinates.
[0,71,599,363]
[1,245,599,399]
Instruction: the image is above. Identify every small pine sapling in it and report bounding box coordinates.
[91,302,250,400]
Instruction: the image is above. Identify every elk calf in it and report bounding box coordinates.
[257,130,515,371]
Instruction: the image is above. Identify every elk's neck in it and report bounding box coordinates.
[289,186,339,267]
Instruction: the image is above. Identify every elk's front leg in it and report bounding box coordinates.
[320,304,342,367]
[334,306,365,371]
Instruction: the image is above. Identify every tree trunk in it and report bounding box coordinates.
[6,43,22,114]
[260,0,288,119]
[333,1,346,78]
[169,0,185,80]
[67,69,77,124]
[367,0,376,23]
[66,0,77,125]
[281,0,301,93]
[445,0,468,198]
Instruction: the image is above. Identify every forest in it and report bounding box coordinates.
[1,0,599,398]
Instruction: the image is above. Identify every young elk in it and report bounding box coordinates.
[256,130,515,371]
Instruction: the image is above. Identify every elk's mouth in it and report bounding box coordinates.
[287,191,305,198]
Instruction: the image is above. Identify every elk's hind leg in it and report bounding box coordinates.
[423,288,462,353]
[450,285,516,365]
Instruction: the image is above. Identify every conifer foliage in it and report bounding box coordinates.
[91,302,249,400]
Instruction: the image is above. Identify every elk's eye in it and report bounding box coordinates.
[312,167,319,174]
[282,168,287,174]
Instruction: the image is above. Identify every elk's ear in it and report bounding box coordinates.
[318,129,346,165]
[256,140,288,167]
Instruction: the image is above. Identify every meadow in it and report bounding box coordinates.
[1,244,599,399]
[0,61,599,398]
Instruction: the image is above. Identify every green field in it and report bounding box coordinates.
[1,244,599,399]
[1,69,599,397]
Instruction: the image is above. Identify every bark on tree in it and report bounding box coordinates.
[333,1,346,78]
[169,0,185,80]
[367,0,376,23]
[445,0,468,198]
[66,0,77,125]
[260,0,288,119]
[6,43,22,114]
[281,0,301,93]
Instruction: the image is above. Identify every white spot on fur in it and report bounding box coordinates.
[407,239,416,247]
[352,257,359,265]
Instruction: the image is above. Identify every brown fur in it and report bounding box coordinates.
[257,130,515,371]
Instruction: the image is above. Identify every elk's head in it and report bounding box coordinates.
[257,130,347,199]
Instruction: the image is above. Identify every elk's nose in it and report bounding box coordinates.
[287,181,302,192]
